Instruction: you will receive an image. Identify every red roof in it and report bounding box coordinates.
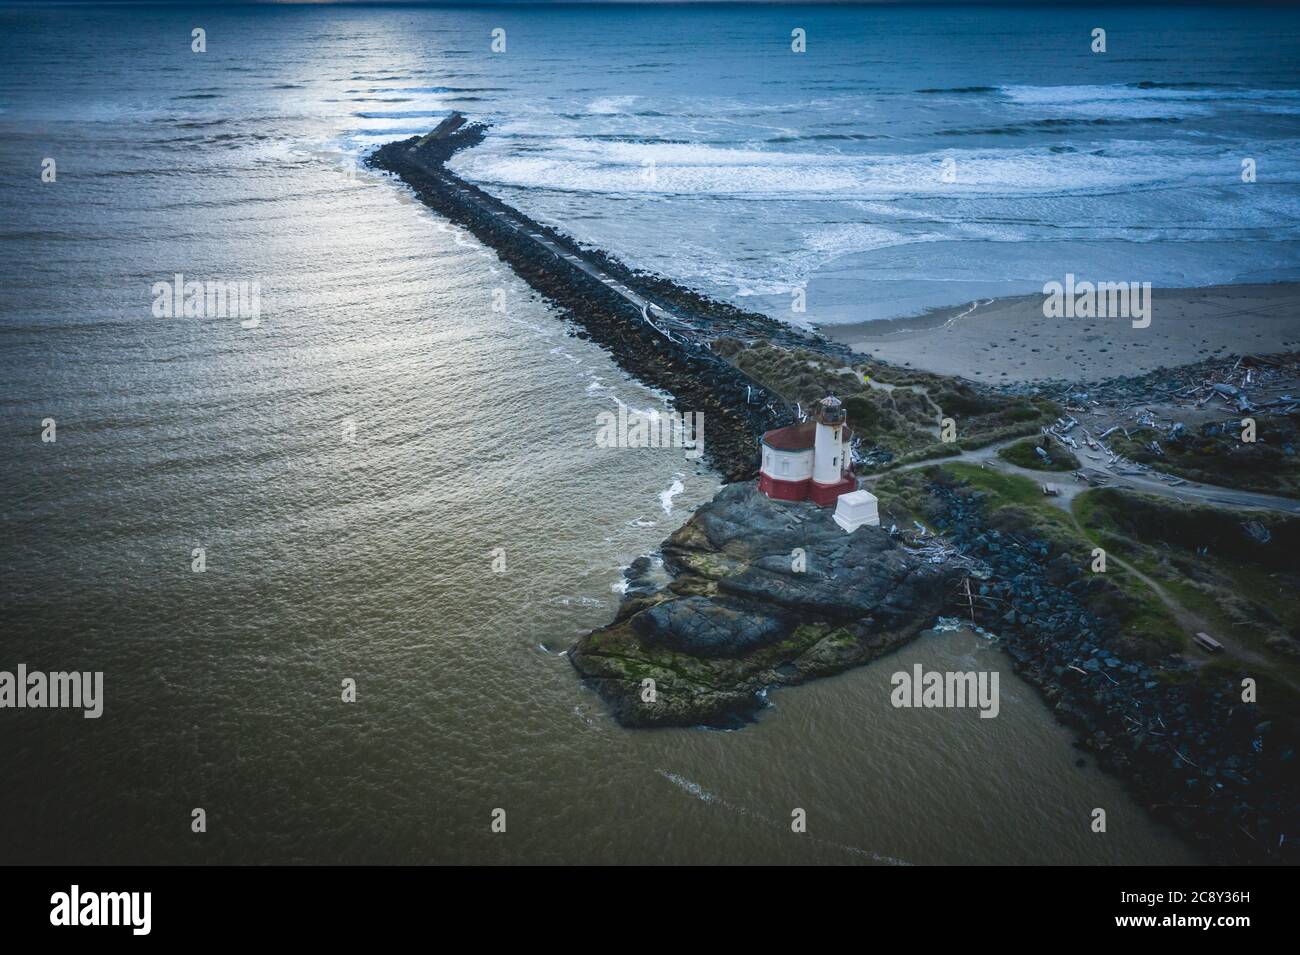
[762,422,816,451]
[762,421,853,451]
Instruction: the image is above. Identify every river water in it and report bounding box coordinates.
[0,2,1201,863]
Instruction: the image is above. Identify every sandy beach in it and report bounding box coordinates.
[820,283,1300,383]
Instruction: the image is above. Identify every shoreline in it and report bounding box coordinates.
[818,283,1300,384]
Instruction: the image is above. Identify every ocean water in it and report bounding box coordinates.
[438,4,1300,323]
[0,2,1229,864]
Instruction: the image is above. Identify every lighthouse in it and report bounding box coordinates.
[757,394,859,507]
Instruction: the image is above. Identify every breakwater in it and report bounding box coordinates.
[367,118,850,481]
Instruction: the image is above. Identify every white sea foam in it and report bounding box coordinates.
[655,770,912,864]
[453,136,1300,200]
[1001,83,1300,106]
[588,95,639,115]
[659,475,685,515]
[658,770,718,803]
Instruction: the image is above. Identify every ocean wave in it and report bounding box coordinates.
[1129,80,1228,91]
[353,110,461,119]
[451,136,1300,200]
[997,82,1300,119]
[916,86,998,95]
[999,83,1298,104]
[768,132,889,142]
[940,116,1185,136]
[369,86,505,94]
[588,95,639,115]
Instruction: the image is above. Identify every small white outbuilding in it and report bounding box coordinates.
[832,489,880,533]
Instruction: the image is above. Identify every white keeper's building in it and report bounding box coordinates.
[757,394,859,508]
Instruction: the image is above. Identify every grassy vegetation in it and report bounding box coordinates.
[1074,488,1300,726]
[997,437,1081,472]
[726,342,933,460]
[941,462,1063,510]
[1108,418,1300,498]
[1076,489,1300,673]
[1075,488,1300,575]
[872,463,1187,655]
[875,460,1300,731]
[876,462,1076,542]
[722,340,1059,470]
[869,468,933,530]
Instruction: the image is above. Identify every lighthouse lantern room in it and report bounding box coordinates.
[758,394,859,507]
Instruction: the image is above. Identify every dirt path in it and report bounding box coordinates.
[878,432,1300,515]
[1078,523,1288,678]
[866,438,1299,687]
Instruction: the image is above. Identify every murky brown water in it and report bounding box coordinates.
[0,5,1201,865]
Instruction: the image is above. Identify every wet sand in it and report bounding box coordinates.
[819,283,1300,383]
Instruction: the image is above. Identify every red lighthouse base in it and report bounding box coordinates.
[757,472,810,501]
[808,475,858,507]
[757,472,857,507]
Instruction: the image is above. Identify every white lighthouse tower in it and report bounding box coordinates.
[812,395,846,485]
[808,394,858,506]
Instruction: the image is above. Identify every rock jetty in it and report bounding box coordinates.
[367,116,853,481]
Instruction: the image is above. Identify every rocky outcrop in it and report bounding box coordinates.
[569,482,962,727]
